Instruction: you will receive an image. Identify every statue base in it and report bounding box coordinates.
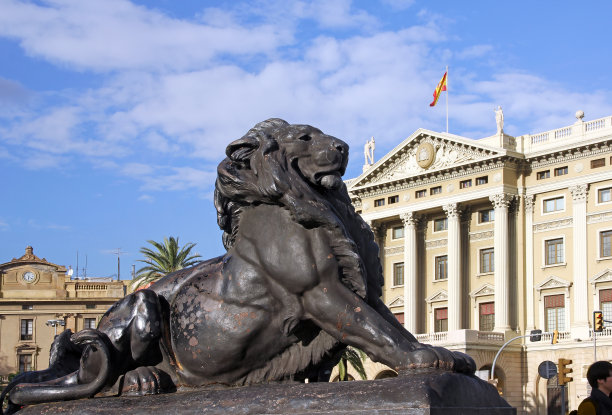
[19,370,515,414]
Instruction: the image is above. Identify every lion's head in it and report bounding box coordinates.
[214,118,383,298]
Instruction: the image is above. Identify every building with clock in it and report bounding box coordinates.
[345,111,612,414]
[0,246,128,381]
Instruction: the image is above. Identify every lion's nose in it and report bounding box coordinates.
[332,140,347,154]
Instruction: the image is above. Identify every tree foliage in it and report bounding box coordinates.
[337,346,367,381]
[131,236,201,290]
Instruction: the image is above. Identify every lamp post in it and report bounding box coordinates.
[45,319,65,336]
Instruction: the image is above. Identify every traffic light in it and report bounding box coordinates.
[551,329,559,344]
[594,310,604,332]
[558,358,573,385]
[529,329,542,342]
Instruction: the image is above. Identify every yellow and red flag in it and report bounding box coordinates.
[429,71,447,107]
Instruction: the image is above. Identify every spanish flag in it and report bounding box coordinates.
[429,71,447,107]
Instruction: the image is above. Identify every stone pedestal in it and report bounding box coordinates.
[19,370,515,415]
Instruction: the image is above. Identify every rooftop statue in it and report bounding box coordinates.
[1,119,475,413]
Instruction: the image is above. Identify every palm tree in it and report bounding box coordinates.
[131,236,201,290]
[337,346,367,381]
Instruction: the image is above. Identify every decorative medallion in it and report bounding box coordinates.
[416,142,435,169]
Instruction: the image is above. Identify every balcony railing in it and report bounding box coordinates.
[415,329,505,345]
[527,115,611,149]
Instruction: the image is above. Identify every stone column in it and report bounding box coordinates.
[524,195,536,331]
[570,184,589,338]
[490,193,514,332]
[443,203,461,331]
[401,211,418,333]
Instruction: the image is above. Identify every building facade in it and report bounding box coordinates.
[0,246,127,381]
[346,112,612,414]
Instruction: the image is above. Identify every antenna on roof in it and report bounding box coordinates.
[111,248,127,281]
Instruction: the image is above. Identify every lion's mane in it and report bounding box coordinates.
[213,118,384,384]
[214,118,382,299]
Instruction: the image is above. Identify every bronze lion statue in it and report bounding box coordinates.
[1,119,474,412]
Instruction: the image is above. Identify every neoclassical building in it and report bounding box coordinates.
[346,111,612,414]
[0,247,128,381]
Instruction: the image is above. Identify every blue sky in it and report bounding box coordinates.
[1,0,611,278]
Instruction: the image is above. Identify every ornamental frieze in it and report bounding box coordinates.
[533,218,573,232]
[469,231,494,241]
[587,211,612,224]
[425,238,448,249]
[384,246,404,256]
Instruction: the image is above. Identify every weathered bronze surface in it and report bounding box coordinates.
[2,119,481,413]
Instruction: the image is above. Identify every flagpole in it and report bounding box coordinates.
[446,65,449,133]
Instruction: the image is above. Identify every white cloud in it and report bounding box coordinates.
[0,219,8,231]
[0,0,291,72]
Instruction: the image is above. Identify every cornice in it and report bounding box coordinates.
[350,159,512,198]
[526,139,612,168]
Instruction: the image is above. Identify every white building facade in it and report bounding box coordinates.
[346,112,612,414]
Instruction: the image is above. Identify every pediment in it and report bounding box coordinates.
[536,275,572,291]
[426,289,448,304]
[470,283,495,298]
[349,129,507,190]
[387,296,404,308]
[590,268,612,285]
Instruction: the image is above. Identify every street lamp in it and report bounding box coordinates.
[45,319,65,336]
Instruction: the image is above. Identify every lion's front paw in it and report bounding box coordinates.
[398,345,475,375]
[120,366,175,396]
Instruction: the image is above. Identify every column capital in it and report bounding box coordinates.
[370,223,386,239]
[400,211,419,226]
[443,203,461,218]
[489,193,514,209]
[569,184,589,202]
[524,194,535,213]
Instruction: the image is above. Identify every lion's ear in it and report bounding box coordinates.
[226,135,259,162]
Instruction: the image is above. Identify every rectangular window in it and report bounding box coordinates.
[591,158,606,168]
[435,255,448,280]
[415,189,426,199]
[393,262,404,286]
[433,217,448,232]
[394,313,404,325]
[601,289,612,324]
[18,354,32,373]
[84,318,97,329]
[479,302,495,332]
[478,209,495,223]
[475,176,488,185]
[543,196,565,213]
[480,248,495,273]
[544,294,565,332]
[388,195,399,204]
[21,305,33,310]
[545,238,564,265]
[598,187,612,203]
[537,170,550,180]
[460,179,472,189]
[601,230,612,258]
[374,198,385,207]
[430,186,442,195]
[20,319,33,341]
[86,304,96,309]
[434,308,448,333]
[392,226,404,240]
[554,166,568,176]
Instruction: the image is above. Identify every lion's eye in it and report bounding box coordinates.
[297,134,311,141]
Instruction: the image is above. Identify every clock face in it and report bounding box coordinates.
[22,271,36,283]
